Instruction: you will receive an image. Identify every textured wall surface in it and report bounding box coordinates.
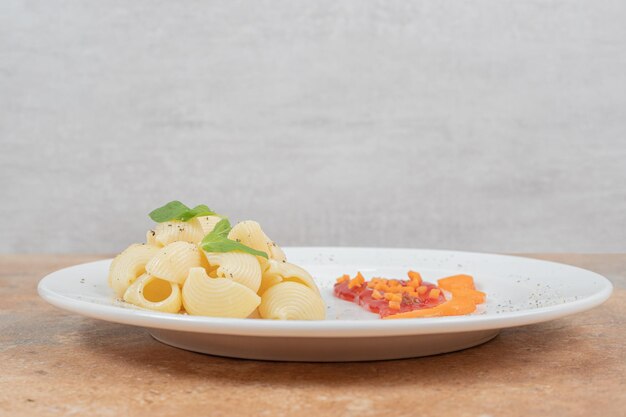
[1,1,625,253]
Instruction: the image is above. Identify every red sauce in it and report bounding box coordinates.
[334,278,447,318]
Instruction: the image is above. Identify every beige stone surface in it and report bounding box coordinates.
[1,254,624,417]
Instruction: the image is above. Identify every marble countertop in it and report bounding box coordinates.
[1,254,624,417]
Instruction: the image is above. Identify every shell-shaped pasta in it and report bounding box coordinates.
[153,219,204,246]
[108,243,161,297]
[260,259,321,295]
[123,273,182,313]
[146,241,205,284]
[196,215,223,235]
[259,282,326,320]
[182,268,261,317]
[227,220,287,263]
[204,251,262,292]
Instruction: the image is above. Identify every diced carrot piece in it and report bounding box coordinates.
[384,293,395,301]
[336,274,349,284]
[438,274,475,291]
[428,289,441,300]
[367,281,376,288]
[407,271,422,284]
[388,280,400,287]
[392,294,402,302]
[416,285,428,295]
[348,272,365,289]
[388,300,401,310]
[407,280,421,288]
[372,290,383,300]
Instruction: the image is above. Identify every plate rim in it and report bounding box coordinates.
[37,247,614,338]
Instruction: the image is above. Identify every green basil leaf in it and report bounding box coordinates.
[210,218,232,238]
[149,201,218,223]
[201,237,269,259]
[178,204,217,222]
[149,201,190,222]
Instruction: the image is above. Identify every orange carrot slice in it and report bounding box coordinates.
[450,288,486,304]
[384,298,477,319]
[438,274,475,291]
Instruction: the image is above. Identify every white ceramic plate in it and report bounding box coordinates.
[38,247,612,362]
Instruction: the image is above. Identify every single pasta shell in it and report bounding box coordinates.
[153,219,204,246]
[204,251,262,292]
[182,267,260,318]
[261,259,321,295]
[259,281,326,320]
[108,243,161,297]
[196,215,223,235]
[146,241,204,284]
[123,273,182,313]
[227,220,287,262]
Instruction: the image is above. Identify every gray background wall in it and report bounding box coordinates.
[1,1,625,254]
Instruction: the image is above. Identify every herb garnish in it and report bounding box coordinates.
[149,201,217,223]
[200,218,268,259]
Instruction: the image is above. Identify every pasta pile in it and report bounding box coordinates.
[108,210,325,320]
